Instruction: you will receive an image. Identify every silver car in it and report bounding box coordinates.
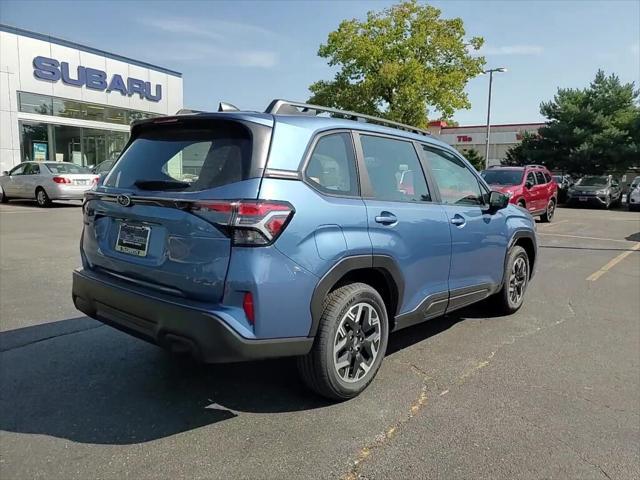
[0,162,98,207]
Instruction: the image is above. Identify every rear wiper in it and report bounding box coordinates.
[134,180,190,190]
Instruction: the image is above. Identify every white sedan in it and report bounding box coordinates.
[0,162,98,207]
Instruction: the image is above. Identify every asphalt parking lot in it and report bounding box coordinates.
[1,200,639,480]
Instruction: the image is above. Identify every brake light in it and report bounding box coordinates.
[92,176,99,185]
[243,292,255,325]
[53,176,71,184]
[190,200,294,246]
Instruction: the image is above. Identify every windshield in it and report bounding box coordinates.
[45,163,91,174]
[480,169,524,186]
[104,123,252,191]
[576,176,608,187]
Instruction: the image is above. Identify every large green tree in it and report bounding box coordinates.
[308,1,485,127]
[503,71,640,174]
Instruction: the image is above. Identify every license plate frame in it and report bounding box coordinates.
[115,223,151,257]
[74,179,88,186]
[579,196,588,202]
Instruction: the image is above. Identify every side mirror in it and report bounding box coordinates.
[487,191,509,212]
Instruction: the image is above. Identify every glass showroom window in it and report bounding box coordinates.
[20,122,50,162]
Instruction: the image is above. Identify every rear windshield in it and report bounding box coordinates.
[480,169,524,186]
[45,163,91,174]
[104,123,252,191]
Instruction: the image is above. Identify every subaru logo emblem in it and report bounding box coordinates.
[116,194,131,207]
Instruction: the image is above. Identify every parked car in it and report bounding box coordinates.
[566,175,622,208]
[628,184,640,211]
[553,174,573,203]
[0,161,98,207]
[480,165,558,222]
[72,100,537,400]
[626,175,640,204]
[92,159,115,177]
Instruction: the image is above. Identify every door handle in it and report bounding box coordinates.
[375,212,397,225]
[450,214,466,227]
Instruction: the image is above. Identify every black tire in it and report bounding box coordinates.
[540,198,556,223]
[517,200,526,209]
[297,282,389,400]
[35,187,52,208]
[0,188,7,203]
[489,245,530,315]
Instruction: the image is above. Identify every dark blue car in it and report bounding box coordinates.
[72,100,537,399]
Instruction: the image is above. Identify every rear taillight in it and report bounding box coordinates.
[190,200,294,246]
[92,176,99,185]
[53,176,71,184]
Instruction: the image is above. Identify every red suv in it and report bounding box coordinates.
[481,165,558,222]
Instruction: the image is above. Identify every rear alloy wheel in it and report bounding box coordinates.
[540,199,555,222]
[35,188,51,208]
[297,283,389,400]
[489,245,530,315]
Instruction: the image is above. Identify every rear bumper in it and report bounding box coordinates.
[72,268,313,363]
[50,184,92,200]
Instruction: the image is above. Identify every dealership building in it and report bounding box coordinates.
[428,121,545,166]
[0,25,183,173]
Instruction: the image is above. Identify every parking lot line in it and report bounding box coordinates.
[586,242,640,282]
[537,220,569,228]
[538,232,632,244]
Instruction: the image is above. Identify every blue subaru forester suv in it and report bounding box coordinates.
[72,100,537,400]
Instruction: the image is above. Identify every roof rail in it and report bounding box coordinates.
[264,99,430,136]
[525,164,546,169]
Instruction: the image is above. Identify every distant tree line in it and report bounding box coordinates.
[503,70,640,175]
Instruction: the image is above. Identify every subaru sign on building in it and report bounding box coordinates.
[0,24,183,172]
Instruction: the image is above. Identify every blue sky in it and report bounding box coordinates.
[2,0,639,125]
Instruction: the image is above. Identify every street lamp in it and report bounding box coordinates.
[483,67,507,169]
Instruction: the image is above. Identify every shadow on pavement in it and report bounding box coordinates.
[625,232,640,242]
[0,306,488,445]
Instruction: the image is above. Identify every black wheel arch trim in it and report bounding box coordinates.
[506,229,538,283]
[309,255,405,337]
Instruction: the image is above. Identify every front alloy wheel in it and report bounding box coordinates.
[508,256,528,306]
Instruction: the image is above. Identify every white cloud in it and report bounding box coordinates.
[135,16,280,68]
[472,45,544,56]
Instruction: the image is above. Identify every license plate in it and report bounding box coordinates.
[579,197,588,201]
[115,223,151,257]
[74,180,87,185]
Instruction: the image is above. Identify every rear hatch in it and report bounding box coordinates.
[82,116,272,302]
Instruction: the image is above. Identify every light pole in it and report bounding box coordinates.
[483,67,507,169]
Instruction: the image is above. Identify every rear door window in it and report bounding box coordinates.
[535,171,546,184]
[360,135,431,202]
[544,172,552,183]
[305,132,358,195]
[104,123,253,192]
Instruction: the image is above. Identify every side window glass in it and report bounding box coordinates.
[526,172,536,186]
[422,147,483,205]
[535,171,546,184]
[360,135,431,202]
[10,164,26,175]
[544,172,551,183]
[305,133,358,195]
[23,164,34,175]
